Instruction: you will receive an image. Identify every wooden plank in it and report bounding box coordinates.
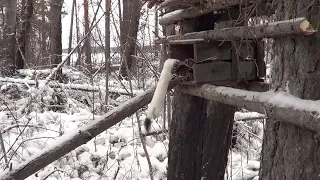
[193,61,257,83]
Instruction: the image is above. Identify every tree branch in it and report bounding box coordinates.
[159,0,249,25]
[0,77,141,95]
[158,17,316,42]
[0,87,156,180]
[176,84,320,133]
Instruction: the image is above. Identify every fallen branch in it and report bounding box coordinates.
[176,84,320,133]
[0,87,156,180]
[0,77,141,95]
[158,17,316,42]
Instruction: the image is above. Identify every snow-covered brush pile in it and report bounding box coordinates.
[0,67,267,180]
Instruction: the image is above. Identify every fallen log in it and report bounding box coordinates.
[0,87,156,180]
[176,84,320,133]
[0,77,141,95]
[158,17,316,42]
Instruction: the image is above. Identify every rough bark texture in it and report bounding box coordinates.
[49,0,62,80]
[260,0,320,179]
[16,0,33,69]
[119,0,141,77]
[1,0,17,76]
[168,16,235,180]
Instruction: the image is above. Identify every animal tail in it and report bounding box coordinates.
[144,117,152,132]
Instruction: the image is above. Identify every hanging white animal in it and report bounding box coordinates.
[144,58,179,132]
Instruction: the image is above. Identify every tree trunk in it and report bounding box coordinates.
[40,0,47,66]
[105,0,111,105]
[83,0,92,73]
[66,0,76,66]
[1,0,17,76]
[168,15,235,180]
[260,1,320,179]
[49,0,62,80]
[16,0,33,70]
[119,0,141,78]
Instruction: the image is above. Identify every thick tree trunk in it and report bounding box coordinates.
[1,0,17,76]
[119,0,141,77]
[16,0,33,69]
[168,15,235,180]
[49,0,62,80]
[260,0,320,179]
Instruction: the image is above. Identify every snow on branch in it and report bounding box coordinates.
[158,17,316,42]
[0,77,141,95]
[159,0,198,9]
[176,84,320,133]
[0,87,156,180]
[159,0,246,25]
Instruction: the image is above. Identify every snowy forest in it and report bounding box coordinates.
[0,0,320,179]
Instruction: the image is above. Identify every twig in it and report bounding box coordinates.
[17,10,107,116]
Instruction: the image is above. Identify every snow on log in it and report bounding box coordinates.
[158,17,316,42]
[0,77,141,95]
[159,0,246,25]
[159,0,198,9]
[176,84,320,133]
[0,87,156,180]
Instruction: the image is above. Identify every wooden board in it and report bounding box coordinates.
[193,61,257,83]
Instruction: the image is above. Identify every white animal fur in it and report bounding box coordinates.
[146,58,179,120]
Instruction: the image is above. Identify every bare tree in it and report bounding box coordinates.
[66,0,76,66]
[105,0,111,105]
[1,0,17,76]
[83,0,92,72]
[119,0,142,78]
[16,0,34,70]
[40,0,47,65]
[49,0,62,80]
[260,0,320,179]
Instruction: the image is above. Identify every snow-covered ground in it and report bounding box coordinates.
[0,67,264,180]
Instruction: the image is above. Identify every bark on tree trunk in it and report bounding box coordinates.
[66,0,76,66]
[105,0,111,105]
[119,0,141,78]
[1,0,17,76]
[260,0,320,179]
[16,0,33,69]
[49,0,62,80]
[168,15,235,180]
[83,0,92,73]
[40,0,47,66]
